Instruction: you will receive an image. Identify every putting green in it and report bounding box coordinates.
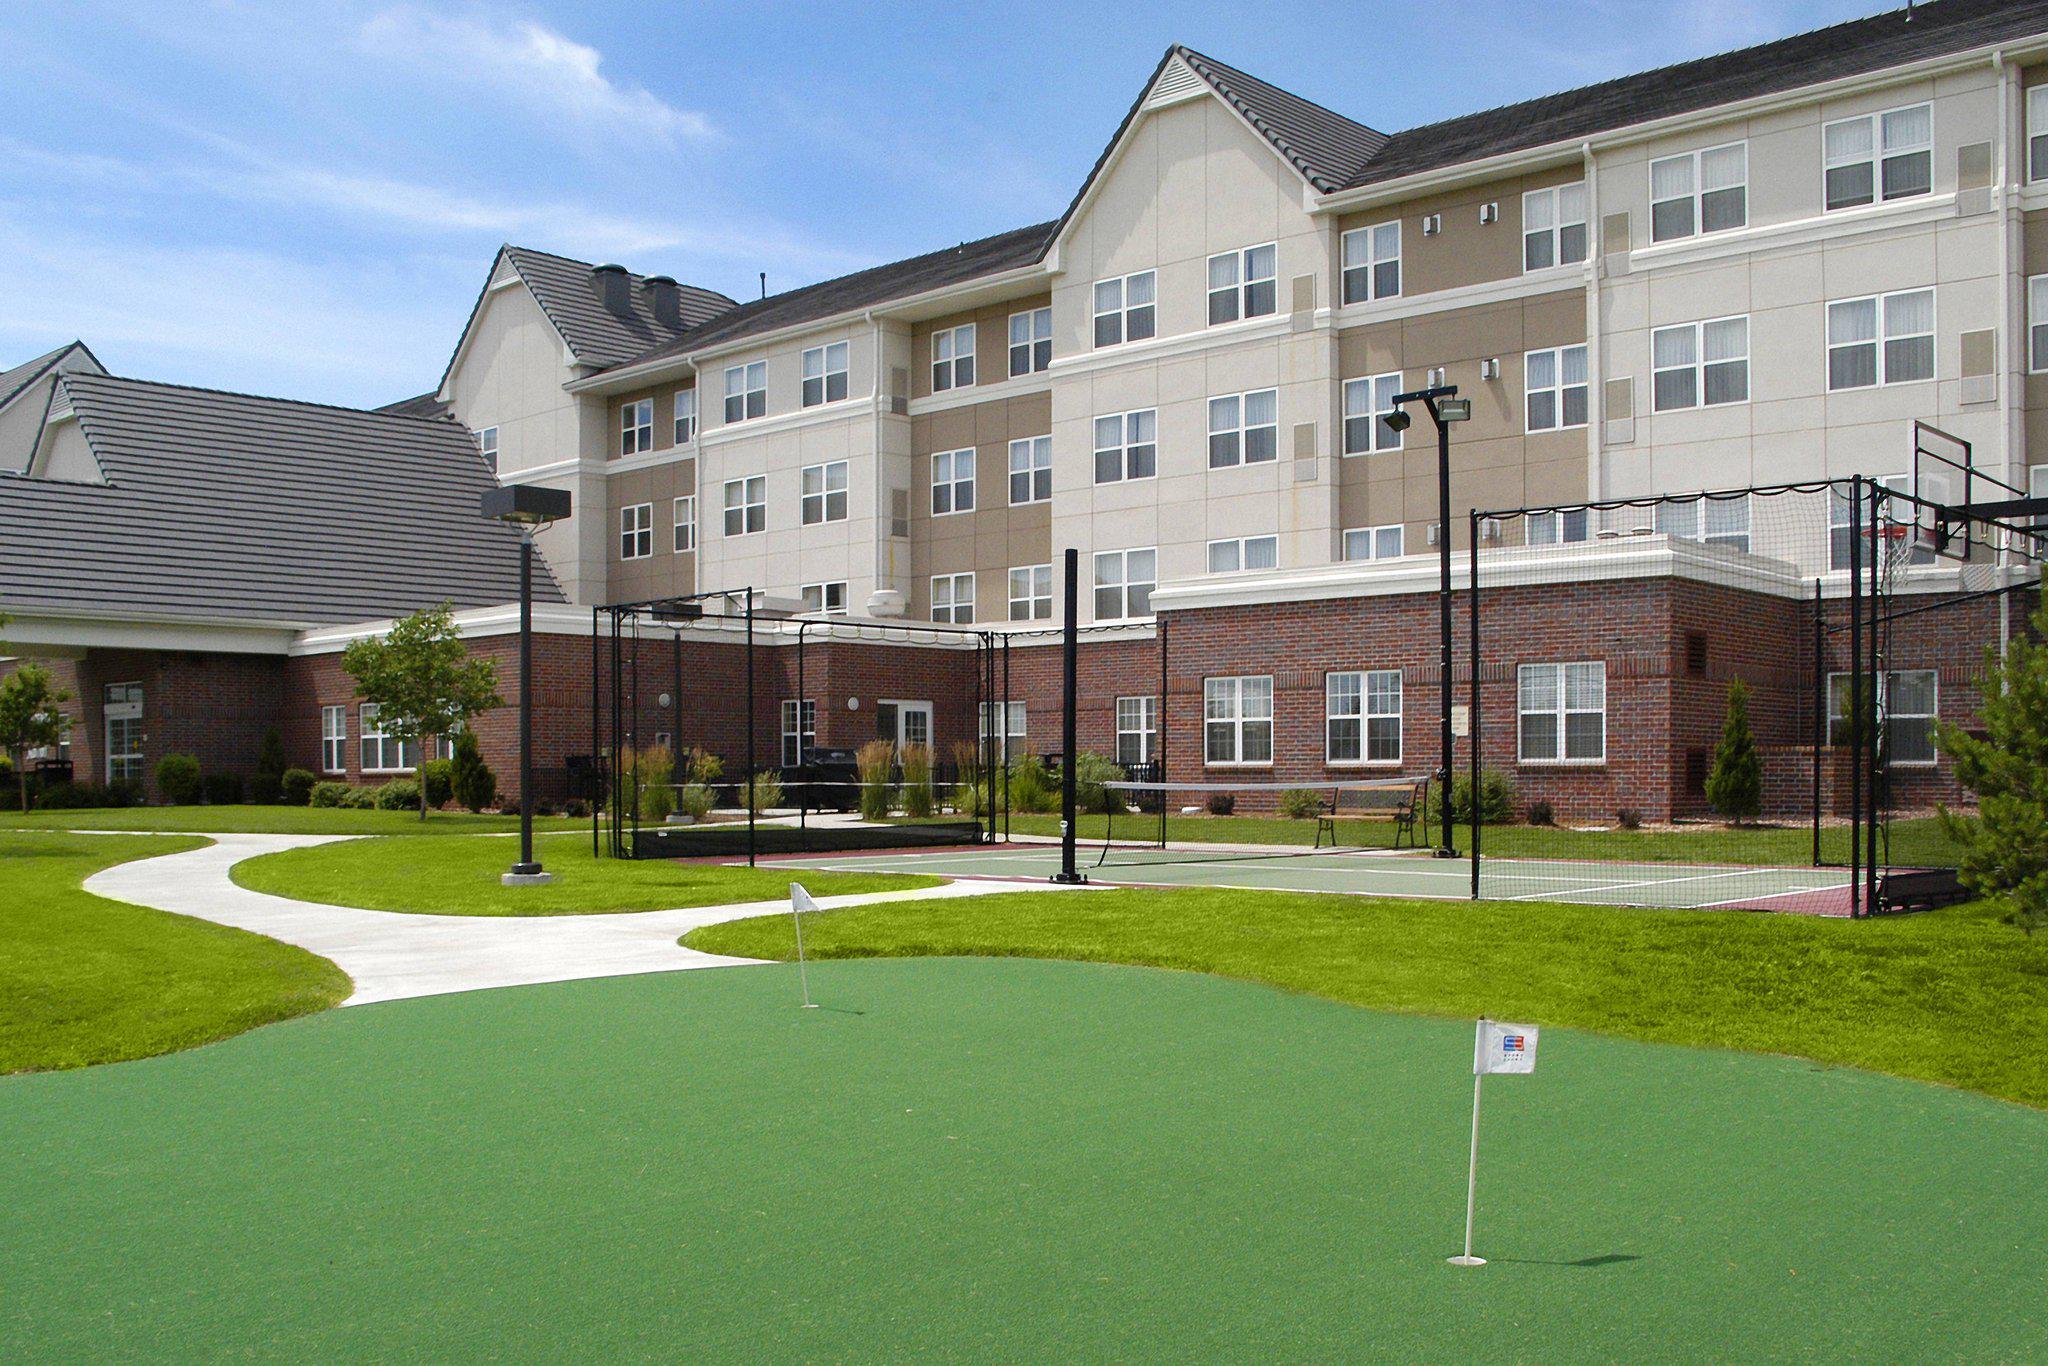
[3,959,2040,1360]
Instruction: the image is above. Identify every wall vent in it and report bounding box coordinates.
[1290,274,1316,315]
[889,489,910,538]
[1144,58,1206,108]
[1959,329,1996,405]
[1603,377,1635,446]
[1600,212,1631,264]
[1479,202,1498,225]
[1956,142,1993,216]
[1291,422,1318,481]
[1421,213,1442,236]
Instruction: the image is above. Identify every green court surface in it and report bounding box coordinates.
[4,959,2038,1360]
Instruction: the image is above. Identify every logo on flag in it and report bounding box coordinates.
[1502,1035,1525,1052]
[1474,1019,1538,1075]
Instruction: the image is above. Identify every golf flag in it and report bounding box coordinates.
[791,882,818,1009]
[1474,1020,1539,1075]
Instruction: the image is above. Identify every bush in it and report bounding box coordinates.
[342,785,378,809]
[1526,798,1556,827]
[34,780,140,810]
[900,744,935,819]
[1206,792,1237,816]
[1007,755,1055,814]
[450,730,496,814]
[1448,769,1517,825]
[682,747,724,787]
[1277,788,1324,820]
[203,772,244,806]
[419,757,454,811]
[674,783,715,820]
[1616,807,1643,830]
[1705,677,1763,825]
[281,768,317,807]
[856,740,896,821]
[950,741,985,818]
[156,753,203,805]
[309,781,352,808]
[633,745,676,822]
[1072,751,1124,815]
[247,771,282,805]
[373,779,420,811]
[746,771,784,814]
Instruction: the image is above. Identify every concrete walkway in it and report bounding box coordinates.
[83,834,1059,1007]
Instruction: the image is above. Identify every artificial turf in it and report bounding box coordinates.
[230,830,942,915]
[1,958,2039,1359]
[0,804,589,835]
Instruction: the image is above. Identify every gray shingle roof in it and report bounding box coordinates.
[377,391,454,420]
[0,374,561,630]
[1175,47,1386,194]
[505,246,735,369]
[0,341,103,411]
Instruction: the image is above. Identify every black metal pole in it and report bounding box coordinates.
[745,593,756,868]
[1469,507,1482,900]
[1848,477,1863,919]
[1866,482,1883,919]
[590,605,600,861]
[1001,632,1011,843]
[1436,407,1457,857]
[796,621,808,837]
[1811,578,1823,868]
[510,531,542,878]
[1053,547,1085,883]
[1158,614,1168,850]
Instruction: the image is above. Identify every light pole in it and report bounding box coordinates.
[1384,385,1470,859]
[481,483,571,885]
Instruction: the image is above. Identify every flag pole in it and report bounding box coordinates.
[791,883,818,1010]
[1451,1069,1486,1267]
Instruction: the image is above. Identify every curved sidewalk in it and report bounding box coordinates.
[84,834,1057,1007]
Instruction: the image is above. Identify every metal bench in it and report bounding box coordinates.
[1320,780,1422,849]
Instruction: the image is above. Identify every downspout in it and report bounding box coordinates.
[867,309,888,606]
[1581,141,1603,501]
[1993,50,2014,657]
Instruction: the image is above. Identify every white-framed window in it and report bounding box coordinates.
[619,502,652,559]
[1093,547,1156,621]
[1207,535,1278,574]
[620,398,653,455]
[1519,662,1606,763]
[1655,495,1751,552]
[1341,221,1400,304]
[1649,142,1747,241]
[1527,508,1590,545]
[103,681,144,784]
[723,476,765,536]
[931,448,975,515]
[1327,670,1401,764]
[359,702,420,773]
[1204,675,1273,765]
[320,705,346,773]
[2031,85,2048,183]
[2031,275,2048,373]
[1823,103,1932,211]
[673,495,696,552]
[801,341,850,407]
[1343,373,1403,454]
[1827,289,1934,390]
[780,698,817,767]
[1342,524,1404,561]
[473,425,499,473]
[1652,316,1749,411]
[1008,435,1052,505]
[801,582,847,615]
[800,460,849,525]
[931,572,975,624]
[1093,409,1157,483]
[1525,345,1589,431]
[1008,563,1052,621]
[1828,670,1937,765]
[1828,476,1936,570]
[1207,389,1279,468]
[931,324,975,391]
[1522,183,1588,271]
[1009,307,1052,376]
[1207,243,1277,325]
[673,389,696,444]
[1116,696,1157,767]
[978,701,1027,762]
[723,362,766,423]
[1093,271,1156,348]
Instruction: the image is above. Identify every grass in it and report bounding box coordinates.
[686,886,2048,1109]
[0,832,349,1072]
[231,830,942,915]
[0,804,590,835]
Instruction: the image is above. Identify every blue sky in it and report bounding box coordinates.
[1,0,1889,408]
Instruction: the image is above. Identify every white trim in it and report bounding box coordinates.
[930,447,977,517]
[1625,190,1957,271]
[696,393,875,449]
[1323,268,1583,332]
[0,612,302,656]
[906,372,1049,417]
[1821,100,1933,213]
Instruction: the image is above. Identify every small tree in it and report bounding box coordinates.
[1937,582,2048,934]
[341,603,501,819]
[449,729,497,814]
[250,726,287,804]
[0,664,71,813]
[1705,677,1763,825]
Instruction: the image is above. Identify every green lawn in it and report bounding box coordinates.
[0,804,590,835]
[231,830,942,915]
[687,887,2048,1109]
[0,833,349,1072]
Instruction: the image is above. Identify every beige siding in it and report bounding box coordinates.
[908,393,1054,621]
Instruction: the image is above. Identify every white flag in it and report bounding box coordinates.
[1474,1019,1538,1075]
[791,882,818,915]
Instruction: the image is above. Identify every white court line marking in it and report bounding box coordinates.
[1505,864,1845,902]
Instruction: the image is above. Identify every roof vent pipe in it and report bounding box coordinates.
[592,263,631,317]
[644,275,682,329]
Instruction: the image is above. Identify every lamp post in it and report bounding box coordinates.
[481,483,572,885]
[1384,385,1470,859]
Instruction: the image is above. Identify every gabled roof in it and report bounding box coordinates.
[1175,48,1387,194]
[505,246,735,369]
[0,340,104,411]
[0,374,561,630]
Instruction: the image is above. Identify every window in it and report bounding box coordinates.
[1343,373,1403,454]
[320,705,346,773]
[801,341,849,407]
[674,389,696,444]
[1207,243,1277,325]
[1008,564,1052,621]
[1519,662,1606,763]
[672,495,695,552]
[723,363,766,423]
[2032,85,2048,183]
[1340,221,1400,304]
[1652,316,1749,410]
[1116,696,1158,767]
[2032,276,2048,373]
[1829,477,1936,570]
[1828,670,1937,765]
[1204,676,1273,765]
[1823,104,1931,211]
[800,460,849,525]
[1008,435,1052,505]
[473,426,498,474]
[1522,183,1588,271]
[1207,389,1279,468]
[1527,508,1590,545]
[978,701,1027,762]
[1525,345,1589,431]
[1827,290,1934,390]
[1093,271,1156,347]
[1342,524,1404,561]
[1327,670,1402,764]
[1207,535,1278,574]
[1655,495,1751,551]
[931,324,975,391]
[1649,143,1747,241]
[103,681,143,784]
[360,703,419,773]
[931,448,975,515]
[723,476,765,536]
[1093,548,1156,620]
[620,398,653,455]
[780,699,817,767]
[801,582,848,615]
[931,572,975,624]
[1093,409,1157,483]
[619,502,652,559]
[1009,307,1052,376]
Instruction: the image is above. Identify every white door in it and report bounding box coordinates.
[877,700,933,749]
[103,681,144,783]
